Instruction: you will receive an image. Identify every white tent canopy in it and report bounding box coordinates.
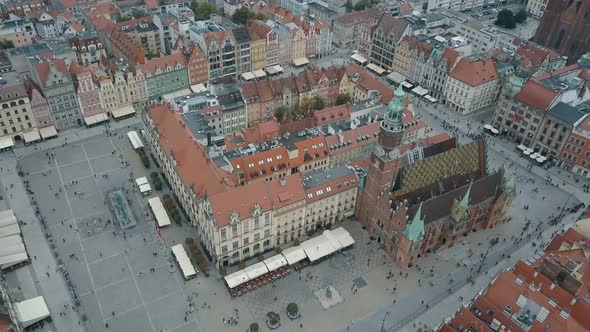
[0,209,27,270]
[127,131,144,150]
[148,197,171,228]
[517,144,527,151]
[367,63,386,75]
[322,230,343,251]
[23,129,41,144]
[253,69,266,78]
[39,126,57,139]
[84,113,108,126]
[401,81,414,89]
[162,89,191,103]
[281,246,307,265]
[224,270,250,288]
[0,209,20,238]
[241,72,255,81]
[0,136,15,150]
[351,53,368,65]
[135,177,151,195]
[300,234,336,262]
[14,296,50,328]
[265,66,278,75]
[263,254,287,272]
[424,95,437,103]
[292,57,309,67]
[171,244,197,280]
[190,83,207,93]
[411,86,428,96]
[330,227,355,248]
[244,262,269,280]
[111,105,136,119]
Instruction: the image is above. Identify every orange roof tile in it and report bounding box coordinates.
[398,1,414,15]
[305,172,358,204]
[230,146,290,182]
[35,59,70,87]
[149,104,236,198]
[345,63,393,104]
[514,80,558,111]
[313,104,351,126]
[291,135,329,166]
[326,121,380,156]
[140,53,186,75]
[208,180,273,226]
[449,58,498,87]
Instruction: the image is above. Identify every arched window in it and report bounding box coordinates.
[9,101,16,107]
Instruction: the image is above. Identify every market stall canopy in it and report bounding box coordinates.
[23,129,41,144]
[367,63,386,75]
[411,86,428,97]
[127,131,144,150]
[292,57,310,67]
[263,254,287,272]
[322,230,343,251]
[162,90,191,103]
[300,234,337,262]
[0,136,14,150]
[401,81,414,89]
[224,270,250,289]
[148,197,171,227]
[351,53,368,65]
[241,72,255,81]
[190,83,207,93]
[253,69,266,78]
[330,227,355,248]
[171,244,197,279]
[84,113,108,126]
[281,246,307,265]
[111,105,136,119]
[386,72,404,84]
[244,262,269,279]
[424,95,437,103]
[517,144,527,151]
[13,296,50,328]
[39,126,57,139]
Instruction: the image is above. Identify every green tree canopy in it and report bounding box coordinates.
[514,9,527,23]
[191,1,218,21]
[345,0,353,13]
[231,7,265,25]
[335,93,351,105]
[0,40,15,50]
[495,9,516,29]
[132,9,149,18]
[312,96,325,110]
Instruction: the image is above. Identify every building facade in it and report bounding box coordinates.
[369,14,409,70]
[444,58,499,114]
[140,53,189,100]
[561,116,590,178]
[332,9,383,48]
[25,80,54,129]
[0,83,37,138]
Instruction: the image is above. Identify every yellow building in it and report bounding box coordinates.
[0,83,37,138]
[249,35,267,71]
[291,28,306,61]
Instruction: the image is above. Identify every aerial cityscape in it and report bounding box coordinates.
[0,0,589,331]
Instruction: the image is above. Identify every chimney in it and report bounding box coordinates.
[279,178,287,186]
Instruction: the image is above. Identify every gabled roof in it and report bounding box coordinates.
[374,14,408,41]
[35,59,70,86]
[345,63,393,104]
[140,53,186,75]
[334,8,383,26]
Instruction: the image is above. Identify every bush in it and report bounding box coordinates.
[274,246,282,254]
[495,9,516,29]
[293,239,301,246]
[249,322,260,332]
[150,172,159,179]
[140,153,150,168]
[239,261,246,269]
[257,254,265,262]
[514,9,527,23]
[287,303,299,316]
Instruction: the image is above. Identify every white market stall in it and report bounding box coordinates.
[322,230,343,251]
[263,254,287,272]
[424,95,438,103]
[351,53,368,65]
[190,83,208,93]
[300,234,337,262]
[0,136,14,151]
[292,57,310,67]
[241,72,255,81]
[224,270,250,289]
[330,227,355,248]
[0,209,28,270]
[83,113,109,126]
[171,244,197,280]
[135,177,152,196]
[110,105,136,119]
[23,129,41,144]
[127,131,144,150]
[367,63,386,75]
[281,246,307,265]
[13,296,50,328]
[253,69,267,78]
[244,262,269,280]
[411,86,428,97]
[148,197,171,227]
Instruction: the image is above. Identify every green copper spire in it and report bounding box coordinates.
[403,203,425,243]
[381,84,404,134]
[459,182,472,209]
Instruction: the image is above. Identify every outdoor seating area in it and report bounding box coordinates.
[224,227,355,297]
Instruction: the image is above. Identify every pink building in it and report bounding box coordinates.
[75,67,108,126]
[25,79,54,129]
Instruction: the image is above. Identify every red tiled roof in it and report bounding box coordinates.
[449,58,498,87]
[516,43,555,69]
[305,172,358,204]
[291,135,329,166]
[514,80,558,111]
[345,63,393,104]
[326,121,380,156]
[69,22,85,33]
[334,8,383,26]
[230,146,290,182]
[401,35,433,59]
[149,104,235,199]
[438,48,459,71]
[313,104,351,126]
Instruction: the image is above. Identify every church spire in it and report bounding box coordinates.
[459,181,472,209]
[379,84,405,150]
[403,202,425,243]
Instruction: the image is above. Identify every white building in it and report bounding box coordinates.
[444,58,499,114]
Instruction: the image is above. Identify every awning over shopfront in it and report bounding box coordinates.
[293,57,310,67]
[224,270,250,289]
[13,296,50,328]
[244,262,269,279]
[190,83,207,93]
[111,105,136,119]
[401,81,414,89]
[411,86,428,97]
[0,234,28,270]
[23,130,41,144]
[300,234,337,262]
[39,126,57,139]
[322,230,343,251]
[281,246,307,265]
[241,72,255,81]
[263,254,287,272]
[351,53,368,65]
[253,69,266,78]
[0,209,19,238]
[386,72,404,84]
[84,113,108,126]
[517,144,527,151]
[265,66,278,75]
[0,136,14,150]
[424,95,437,103]
[367,63,386,75]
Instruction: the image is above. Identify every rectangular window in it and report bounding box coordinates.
[264,229,270,237]
[232,241,239,250]
[220,229,227,241]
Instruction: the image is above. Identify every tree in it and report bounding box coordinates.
[249,322,260,332]
[312,96,325,110]
[354,0,371,11]
[345,0,353,13]
[274,105,288,122]
[191,1,218,21]
[132,9,149,18]
[335,93,351,105]
[232,7,251,25]
[0,40,15,50]
[514,9,527,23]
[286,303,299,317]
[495,9,516,29]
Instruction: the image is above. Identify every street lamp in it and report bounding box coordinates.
[380,311,390,332]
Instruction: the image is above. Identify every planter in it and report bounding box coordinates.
[286,311,300,320]
[266,319,281,330]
